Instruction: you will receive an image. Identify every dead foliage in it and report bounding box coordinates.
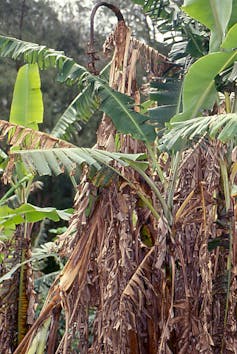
[0,228,20,353]
[9,17,237,354]
[0,120,74,150]
[0,119,76,184]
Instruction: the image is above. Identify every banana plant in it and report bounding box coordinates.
[2,2,237,352]
[172,4,237,121]
[0,35,156,143]
[133,0,237,125]
[0,63,73,347]
[182,0,232,52]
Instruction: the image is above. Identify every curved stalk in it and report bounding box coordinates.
[88,2,124,74]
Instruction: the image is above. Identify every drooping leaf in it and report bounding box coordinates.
[51,82,99,139]
[0,248,59,283]
[96,77,156,141]
[132,0,208,61]
[0,36,155,142]
[0,120,74,150]
[51,63,111,139]
[0,36,87,84]
[0,203,73,228]
[10,147,148,177]
[10,64,43,130]
[182,0,232,51]
[160,113,237,151]
[52,74,155,142]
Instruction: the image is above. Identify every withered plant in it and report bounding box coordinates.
[0,1,236,353]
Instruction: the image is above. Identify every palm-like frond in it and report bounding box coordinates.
[131,0,178,20]
[0,36,87,84]
[132,0,208,63]
[51,62,111,139]
[10,147,148,177]
[51,84,99,139]
[160,113,237,150]
[0,36,155,142]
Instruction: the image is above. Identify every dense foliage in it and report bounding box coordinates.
[0,0,237,353]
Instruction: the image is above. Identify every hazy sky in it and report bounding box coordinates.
[49,0,95,15]
[53,0,77,3]
[49,0,77,7]
[51,0,92,5]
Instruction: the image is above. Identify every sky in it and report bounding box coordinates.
[50,0,92,6]
[49,0,77,8]
[52,0,77,4]
[49,0,95,17]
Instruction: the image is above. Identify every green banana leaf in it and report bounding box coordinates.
[221,23,237,50]
[0,203,73,228]
[160,113,237,151]
[182,0,232,51]
[171,51,237,122]
[10,63,43,130]
[11,147,148,177]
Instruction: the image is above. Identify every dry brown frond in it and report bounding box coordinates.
[0,120,74,150]
[0,119,75,183]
